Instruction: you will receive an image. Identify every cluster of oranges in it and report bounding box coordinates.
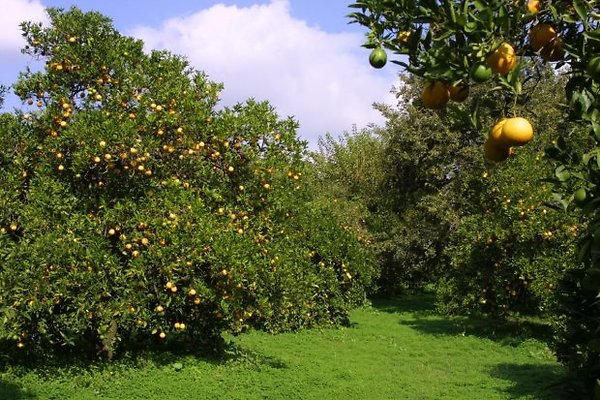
[418,39,519,110]
[417,36,539,163]
[366,0,578,163]
[420,41,518,110]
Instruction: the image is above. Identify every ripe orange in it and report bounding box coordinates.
[369,47,387,69]
[484,139,511,162]
[527,0,541,14]
[540,38,564,62]
[500,117,534,146]
[397,31,411,44]
[529,24,557,52]
[448,84,469,102]
[421,81,449,109]
[486,42,517,75]
[489,118,507,142]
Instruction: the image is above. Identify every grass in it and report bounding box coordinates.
[0,295,568,399]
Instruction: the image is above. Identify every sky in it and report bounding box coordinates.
[0,0,400,148]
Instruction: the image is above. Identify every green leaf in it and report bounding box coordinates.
[464,22,478,33]
[583,29,600,42]
[446,1,457,24]
[555,165,571,182]
[592,120,600,142]
[434,29,455,41]
[455,14,467,27]
[572,0,590,27]
[348,2,367,9]
[473,0,487,12]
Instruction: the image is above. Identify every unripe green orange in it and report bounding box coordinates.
[470,63,493,83]
[369,47,387,69]
[574,188,588,206]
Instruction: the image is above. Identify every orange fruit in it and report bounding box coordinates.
[527,0,541,14]
[421,81,449,109]
[500,117,534,146]
[529,24,557,52]
[397,31,411,44]
[369,47,387,69]
[484,139,511,162]
[486,42,517,75]
[448,84,469,102]
[470,63,493,83]
[489,118,508,142]
[574,188,588,206]
[540,38,564,62]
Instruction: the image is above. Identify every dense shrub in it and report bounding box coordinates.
[439,142,582,316]
[0,7,376,358]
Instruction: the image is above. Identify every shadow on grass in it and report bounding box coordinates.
[404,314,554,346]
[224,345,289,370]
[490,363,570,400]
[371,294,554,346]
[372,295,570,399]
[0,336,287,386]
[0,381,37,400]
[370,293,438,315]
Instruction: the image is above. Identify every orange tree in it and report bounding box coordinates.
[380,73,586,307]
[0,7,377,359]
[309,130,390,289]
[313,72,585,306]
[349,0,600,395]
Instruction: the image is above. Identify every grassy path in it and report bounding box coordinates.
[1,295,566,399]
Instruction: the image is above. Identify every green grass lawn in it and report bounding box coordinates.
[0,295,568,399]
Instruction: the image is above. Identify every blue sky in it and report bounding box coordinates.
[1,0,399,148]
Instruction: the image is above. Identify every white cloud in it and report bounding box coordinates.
[0,0,47,56]
[130,0,398,148]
